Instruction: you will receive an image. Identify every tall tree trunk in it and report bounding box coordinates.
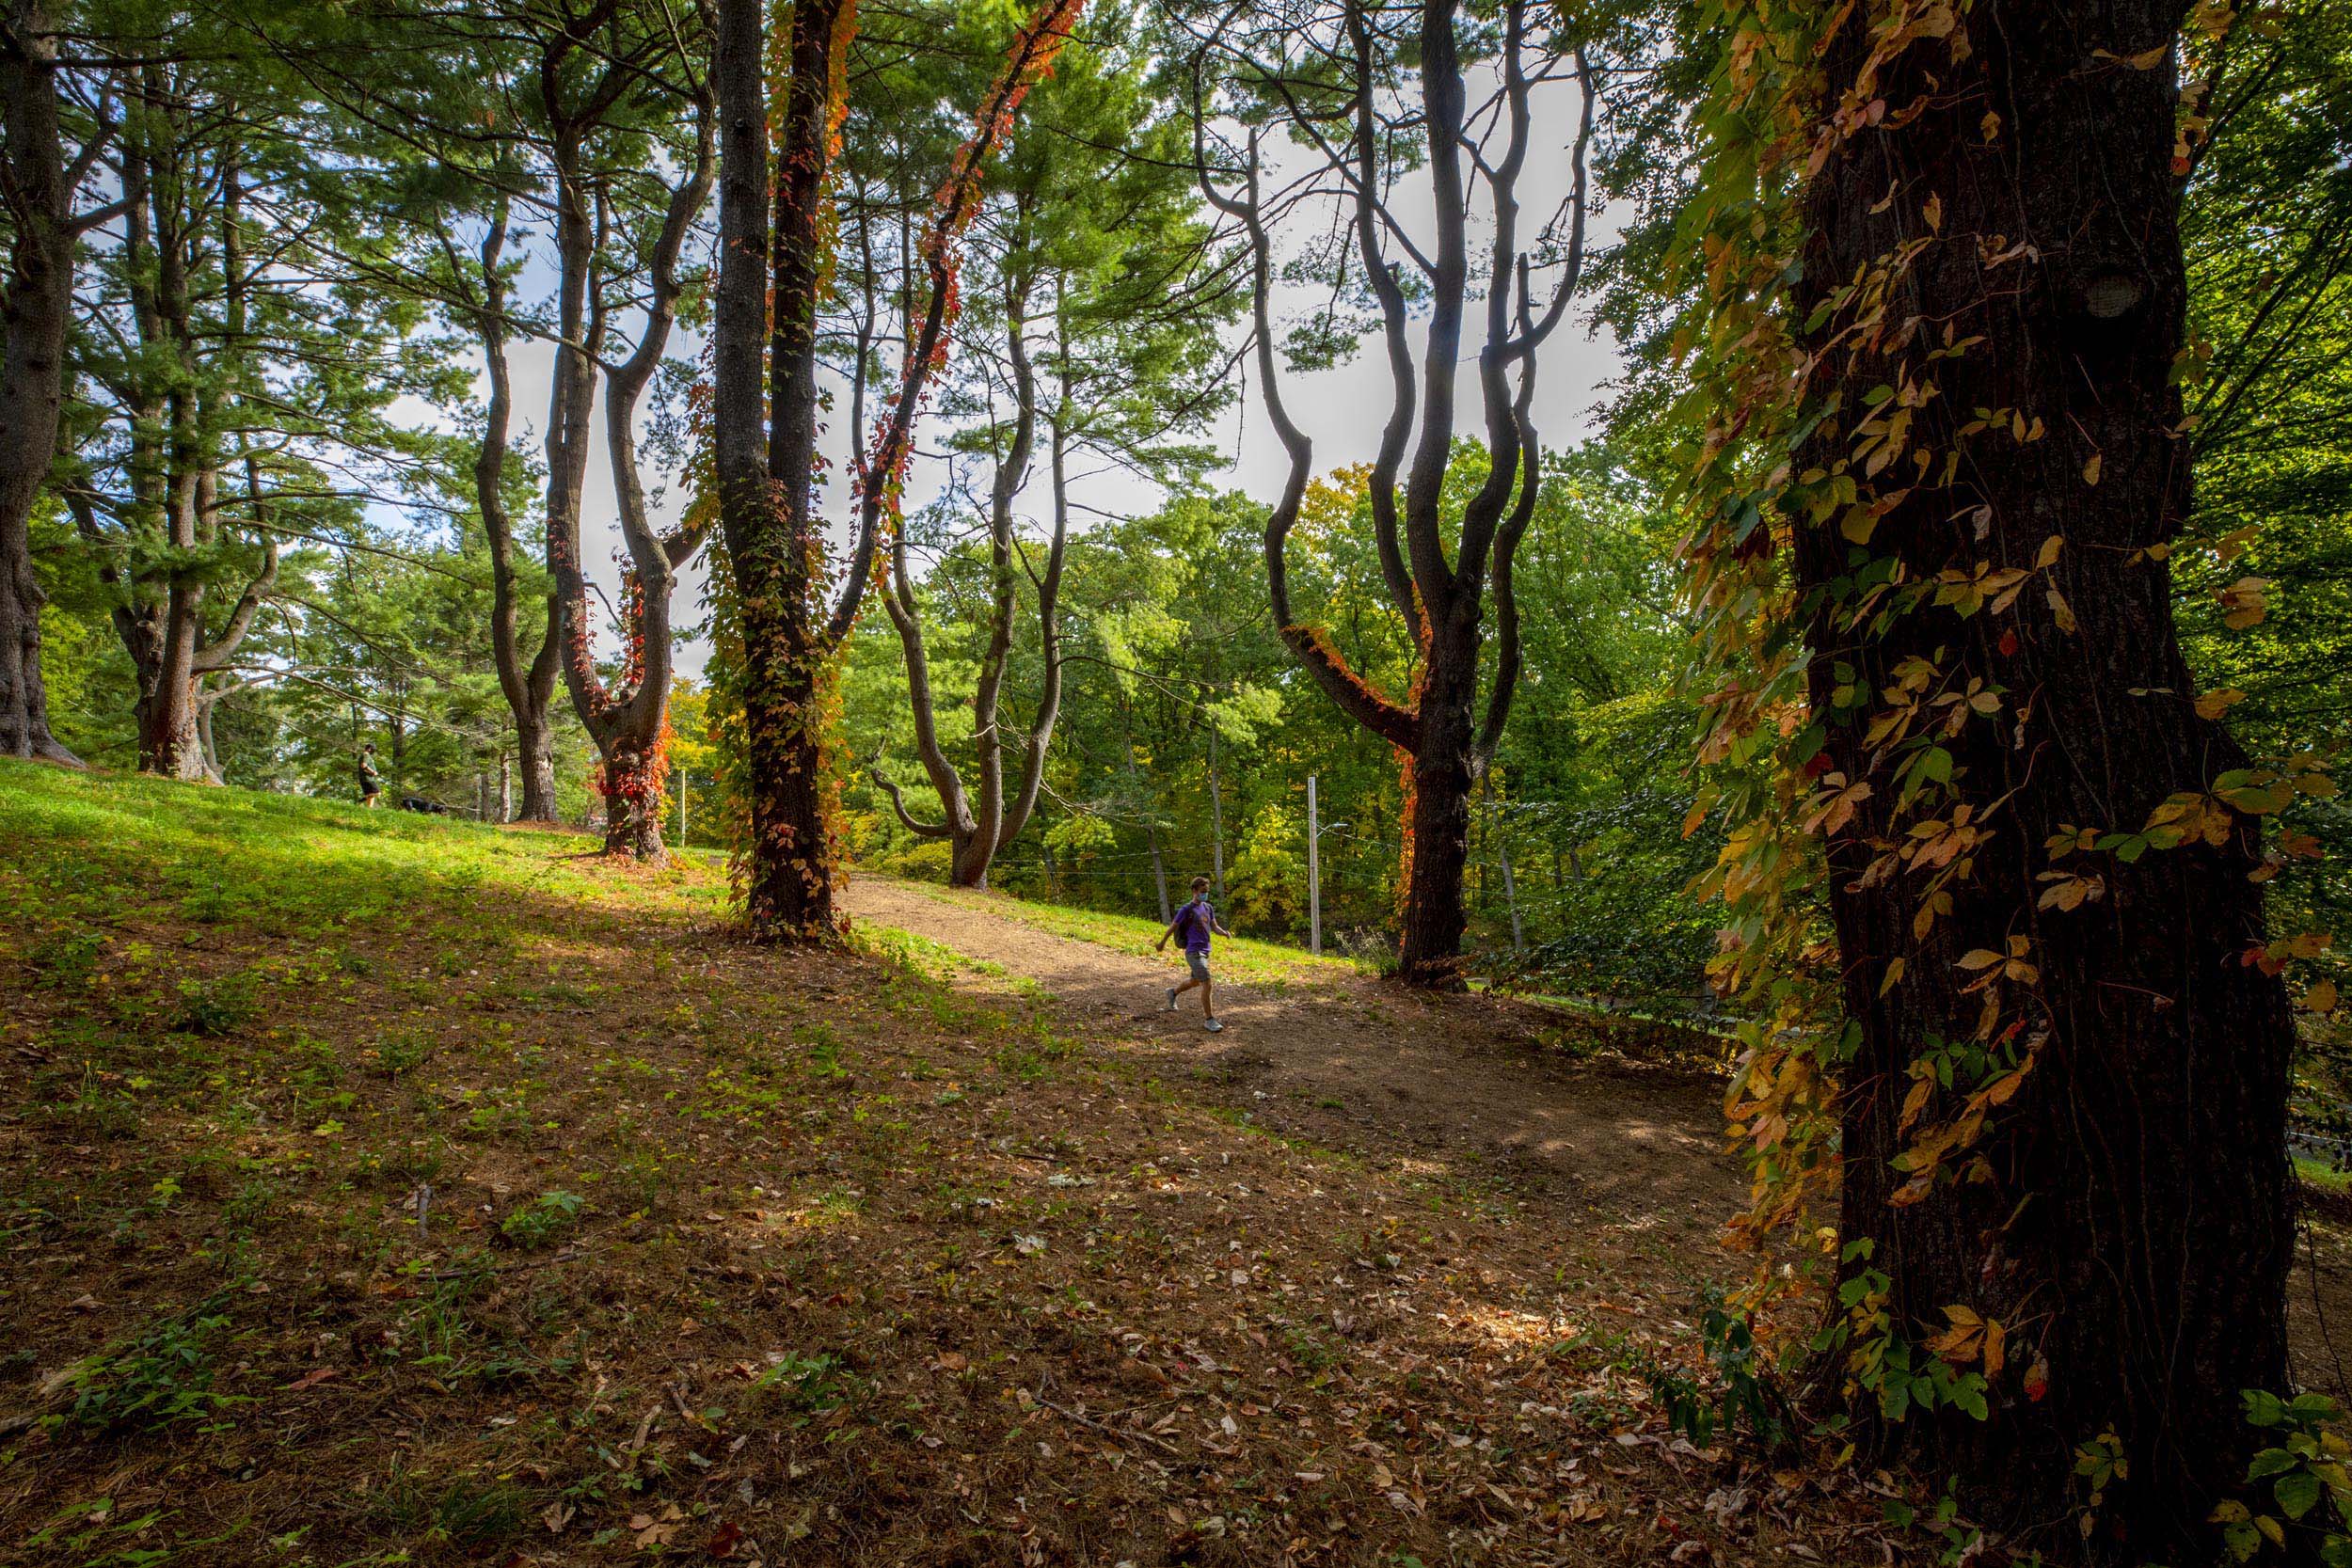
[1792,6,2294,1559]
[1205,723,1225,900]
[0,0,81,764]
[110,92,272,781]
[554,77,714,864]
[466,200,560,823]
[715,0,1076,933]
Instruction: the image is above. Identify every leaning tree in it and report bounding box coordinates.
[709,0,1085,936]
[1187,0,1600,985]
[1681,2,2310,1560]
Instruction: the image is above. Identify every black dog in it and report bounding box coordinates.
[399,796,453,816]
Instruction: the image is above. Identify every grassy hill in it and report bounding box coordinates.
[0,763,1894,1566]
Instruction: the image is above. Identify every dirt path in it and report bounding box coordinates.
[844,877,1740,1244]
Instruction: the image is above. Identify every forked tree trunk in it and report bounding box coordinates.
[871,277,1067,890]
[543,71,714,865]
[1200,0,1586,988]
[1793,5,2294,1559]
[714,0,1078,935]
[102,107,274,782]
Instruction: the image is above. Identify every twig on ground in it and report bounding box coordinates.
[423,1243,588,1280]
[1033,1389,1183,1453]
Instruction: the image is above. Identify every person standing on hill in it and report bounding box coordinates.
[357,743,384,808]
[1156,875,1232,1032]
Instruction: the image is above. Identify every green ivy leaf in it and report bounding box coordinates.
[2249,1447,2300,1481]
[2277,1469,2324,1520]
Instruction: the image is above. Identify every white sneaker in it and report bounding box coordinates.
[1204,1018,1224,1034]
[1165,988,1179,1012]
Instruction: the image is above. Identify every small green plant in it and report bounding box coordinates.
[170,973,259,1037]
[62,1298,250,1434]
[374,1028,435,1078]
[1645,1288,1791,1451]
[2212,1389,2352,1563]
[498,1190,584,1250]
[1881,1476,1981,1564]
[750,1351,863,1417]
[1282,1324,1343,1374]
[29,928,105,990]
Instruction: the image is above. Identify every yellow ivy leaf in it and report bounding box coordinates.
[2194,688,2245,721]
[1880,958,1907,997]
[2047,586,2078,634]
[2307,980,2340,1015]
[1957,949,2004,971]
[2219,576,2270,630]
[2081,453,2102,486]
[2036,534,2063,569]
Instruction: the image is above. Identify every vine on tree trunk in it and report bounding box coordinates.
[1670,0,2336,1558]
[706,0,1085,940]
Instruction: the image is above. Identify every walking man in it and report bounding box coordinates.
[357,742,384,808]
[1156,875,1232,1033]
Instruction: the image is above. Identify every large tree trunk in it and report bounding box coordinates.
[555,76,713,866]
[0,0,81,764]
[1397,616,1477,981]
[871,257,1063,894]
[514,674,558,819]
[104,94,273,782]
[1793,5,2295,1559]
[716,0,1073,933]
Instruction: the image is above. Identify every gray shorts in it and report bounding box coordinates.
[1185,951,1211,982]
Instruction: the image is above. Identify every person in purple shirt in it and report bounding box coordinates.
[1155,875,1233,1032]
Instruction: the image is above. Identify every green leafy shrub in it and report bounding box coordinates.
[170,973,259,1037]
[750,1351,863,1417]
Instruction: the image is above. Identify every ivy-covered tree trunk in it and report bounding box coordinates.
[1792,5,2295,1559]
[712,0,849,937]
[714,0,1078,936]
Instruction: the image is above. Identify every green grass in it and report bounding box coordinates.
[0,760,681,958]
[2296,1154,2352,1195]
[862,874,1355,990]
